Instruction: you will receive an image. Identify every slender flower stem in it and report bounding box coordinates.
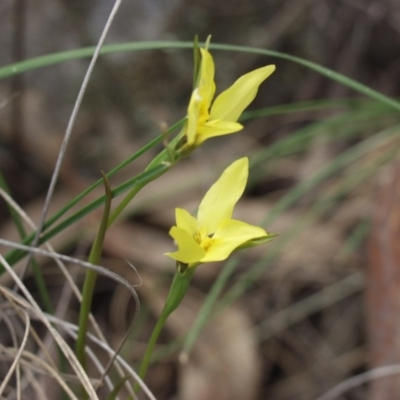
[76,173,112,372]
[107,180,148,227]
[135,308,169,388]
[107,132,184,227]
[134,265,197,393]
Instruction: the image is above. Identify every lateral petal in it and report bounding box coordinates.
[175,208,198,237]
[198,48,216,111]
[210,65,275,122]
[185,49,217,146]
[201,219,268,262]
[166,226,206,263]
[196,120,243,145]
[186,89,202,146]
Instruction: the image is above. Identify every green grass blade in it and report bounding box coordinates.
[248,106,396,181]
[218,125,400,311]
[182,258,239,357]
[1,41,399,111]
[241,98,388,121]
[2,118,184,270]
[3,162,171,268]
[39,117,184,237]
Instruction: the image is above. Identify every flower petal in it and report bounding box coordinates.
[197,157,248,233]
[209,65,276,122]
[186,89,202,146]
[185,49,216,146]
[198,48,216,111]
[201,219,269,262]
[175,208,198,236]
[196,120,243,145]
[165,226,206,263]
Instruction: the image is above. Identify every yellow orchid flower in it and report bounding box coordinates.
[185,49,275,148]
[166,157,275,265]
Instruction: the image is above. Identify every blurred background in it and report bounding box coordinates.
[1,0,400,399]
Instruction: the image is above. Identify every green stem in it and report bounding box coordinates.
[136,308,169,388]
[107,131,184,227]
[134,265,196,393]
[2,118,186,271]
[76,173,113,373]
[107,180,148,227]
[3,163,169,268]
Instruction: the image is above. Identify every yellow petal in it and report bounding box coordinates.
[186,89,202,146]
[197,157,248,234]
[201,219,268,262]
[165,226,206,263]
[198,48,216,110]
[185,49,216,146]
[175,208,198,236]
[209,65,276,122]
[195,120,243,145]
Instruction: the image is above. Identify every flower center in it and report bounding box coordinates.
[193,228,214,251]
[193,231,202,244]
[200,236,213,251]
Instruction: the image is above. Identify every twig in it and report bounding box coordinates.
[315,365,400,400]
[19,0,122,280]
